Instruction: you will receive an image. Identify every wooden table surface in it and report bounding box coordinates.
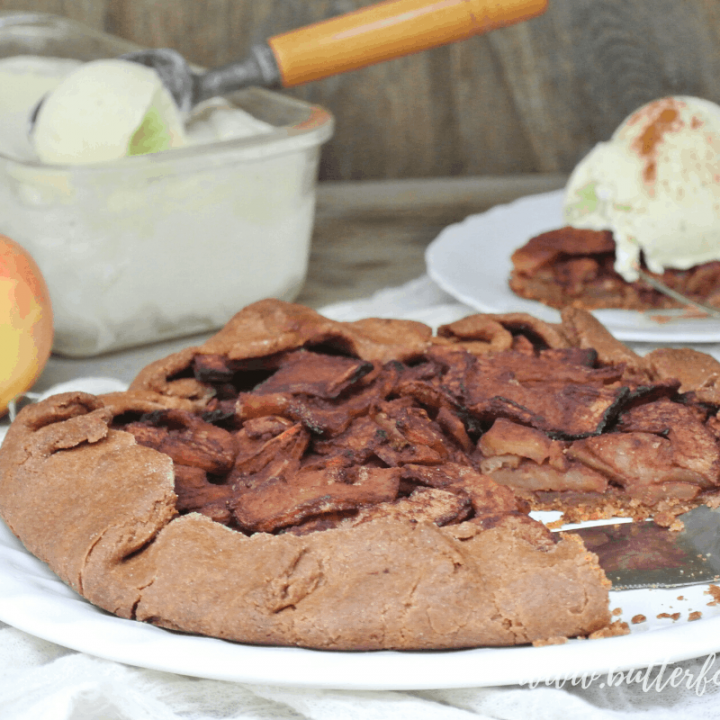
[7,1,720,183]
[35,173,566,391]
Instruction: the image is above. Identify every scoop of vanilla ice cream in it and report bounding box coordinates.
[32,58,187,164]
[563,96,720,282]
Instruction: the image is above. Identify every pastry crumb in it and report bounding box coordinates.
[689,611,702,621]
[631,614,646,624]
[657,612,681,621]
[533,636,568,647]
[546,518,566,530]
[705,584,720,606]
[612,607,622,616]
[589,621,630,639]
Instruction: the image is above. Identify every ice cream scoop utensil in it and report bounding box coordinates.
[30,0,547,124]
[634,265,720,319]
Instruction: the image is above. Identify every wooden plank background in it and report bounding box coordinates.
[2,0,719,182]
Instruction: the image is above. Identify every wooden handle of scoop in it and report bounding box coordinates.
[268,0,548,87]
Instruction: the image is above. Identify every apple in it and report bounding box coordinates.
[0,236,53,417]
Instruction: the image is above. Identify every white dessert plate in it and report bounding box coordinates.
[2,515,720,690]
[426,190,720,344]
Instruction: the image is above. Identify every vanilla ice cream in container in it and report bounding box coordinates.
[564,96,720,282]
[0,12,333,356]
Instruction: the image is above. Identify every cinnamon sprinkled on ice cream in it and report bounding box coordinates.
[564,96,720,282]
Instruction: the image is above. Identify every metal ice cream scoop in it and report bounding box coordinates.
[29,0,547,126]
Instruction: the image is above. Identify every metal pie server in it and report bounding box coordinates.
[633,264,720,319]
[30,0,547,126]
[558,505,720,590]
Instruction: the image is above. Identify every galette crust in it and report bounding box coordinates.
[4,299,720,650]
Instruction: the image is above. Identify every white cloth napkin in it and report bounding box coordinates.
[2,623,720,719]
[3,275,720,719]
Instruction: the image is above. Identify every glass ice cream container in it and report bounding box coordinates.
[0,12,334,356]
